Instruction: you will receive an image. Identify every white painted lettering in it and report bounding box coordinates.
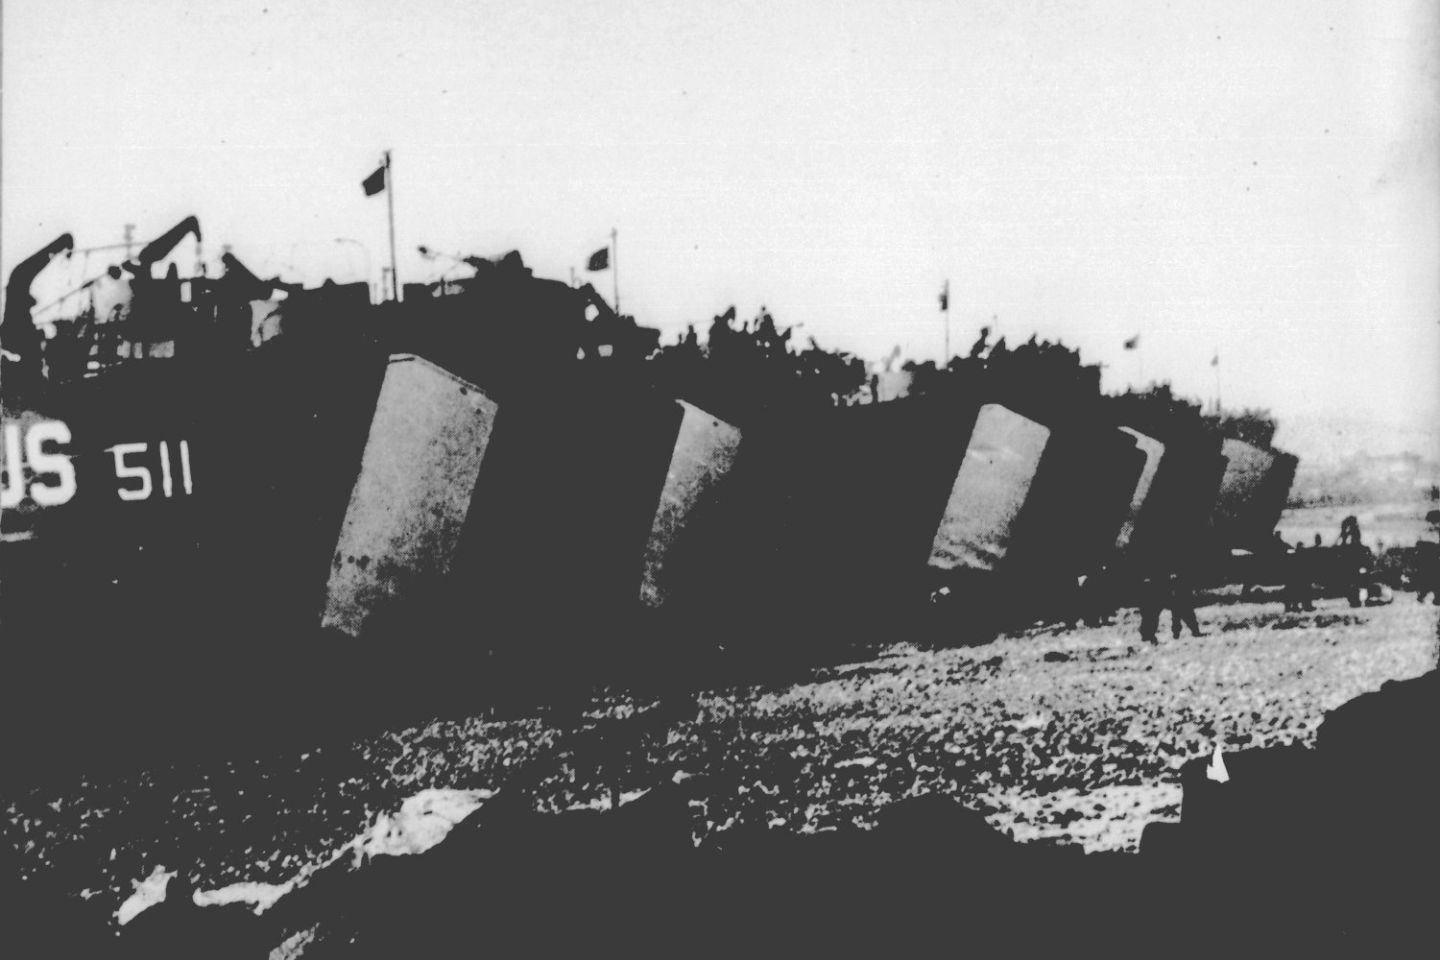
[0,424,22,509]
[111,442,152,501]
[24,421,77,507]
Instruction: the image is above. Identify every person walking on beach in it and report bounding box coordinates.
[1167,570,1204,639]
[1141,568,1204,644]
[1139,573,1165,645]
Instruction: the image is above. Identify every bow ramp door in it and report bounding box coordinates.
[639,400,743,609]
[1114,427,1166,551]
[323,354,499,637]
[929,403,1050,574]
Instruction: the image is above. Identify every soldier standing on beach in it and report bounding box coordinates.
[1140,569,1204,644]
[1139,573,1165,645]
[1167,570,1204,639]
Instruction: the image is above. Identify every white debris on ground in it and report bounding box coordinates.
[563,788,653,812]
[358,788,493,860]
[1206,743,1231,783]
[270,924,319,960]
[118,787,496,926]
[116,865,178,925]
[194,878,298,913]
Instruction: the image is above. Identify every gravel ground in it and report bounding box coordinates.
[3,594,1436,929]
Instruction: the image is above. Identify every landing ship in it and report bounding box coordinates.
[1,221,1301,784]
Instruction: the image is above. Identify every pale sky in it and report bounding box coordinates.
[3,0,1437,463]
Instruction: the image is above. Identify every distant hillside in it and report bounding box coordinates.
[1289,450,1440,507]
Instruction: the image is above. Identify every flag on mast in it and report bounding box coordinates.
[587,246,610,271]
[939,280,949,312]
[1124,335,1140,350]
[361,164,386,197]
[361,151,399,301]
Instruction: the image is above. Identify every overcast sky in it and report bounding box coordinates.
[2,0,1436,462]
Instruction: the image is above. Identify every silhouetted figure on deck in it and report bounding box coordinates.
[1338,515,1362,547]
[968,326,991,359]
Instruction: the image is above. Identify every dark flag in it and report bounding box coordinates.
[939,280,948,311]
[1211,352,1219,367]
[587,246,610,271]
[1124,335,1140,350]
[361,164,386,197]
